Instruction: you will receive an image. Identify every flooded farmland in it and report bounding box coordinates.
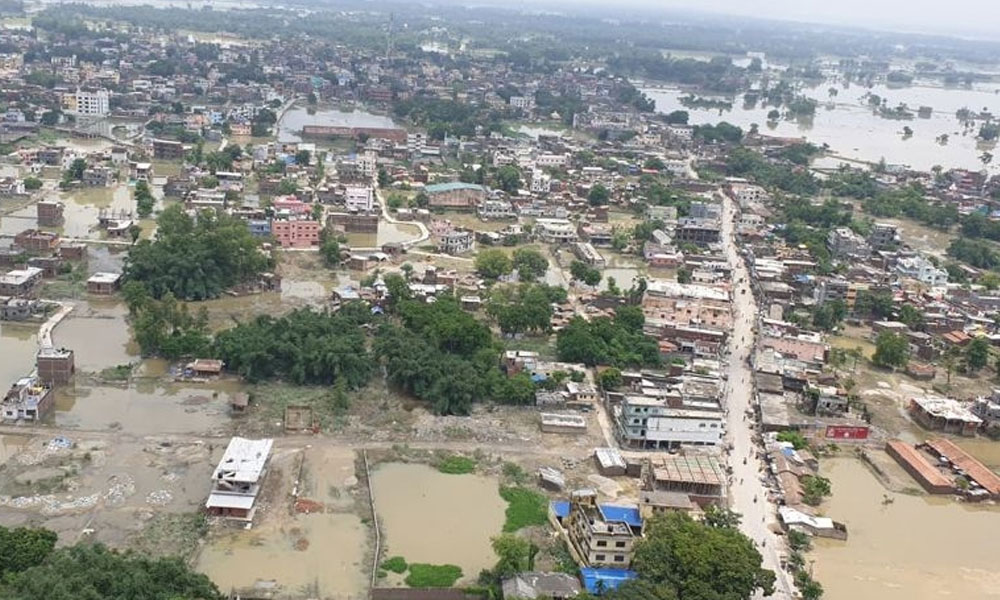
[813,458,1000,600]
[371,462,507,580]
[198,446,369,599]
[54,300,137,371]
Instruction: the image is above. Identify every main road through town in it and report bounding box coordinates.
[720,193,795,599]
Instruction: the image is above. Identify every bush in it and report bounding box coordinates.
[436,455,477,475]
[499,486,548,532]
[405,563,463,588]
[381,556,407,574]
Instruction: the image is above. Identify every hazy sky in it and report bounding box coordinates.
[543,0,1000,38]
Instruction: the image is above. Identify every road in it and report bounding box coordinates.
[720,193,796,599]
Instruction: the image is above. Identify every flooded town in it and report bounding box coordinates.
[1,1,1000,599]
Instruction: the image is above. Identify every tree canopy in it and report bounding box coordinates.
[556,308,661,368]
[124,205,273,300]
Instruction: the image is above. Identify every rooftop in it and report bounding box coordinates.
[649,454,725,486]
[212,437,273,484]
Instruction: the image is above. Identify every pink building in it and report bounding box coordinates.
[272,196,312,217]
[272,220,320,248]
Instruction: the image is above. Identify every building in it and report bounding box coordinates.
[573,242,606,267]
[616,395,724,449]
[437,229,475,255]
[540,413,587,435]
[0,296,36,321]
[827,227,870,258]
[638,454,725,516]
[271,220,321,248]
[478,199,516,220]
[1,376,53,422]
[344,185,374,212]
[868,222,900,249]
[36,347,75,385]
[536,218,577,244]
[61,89,110,116]
[205,437,274,521]
[885,439,955,495]
[674,217,721,247]
[36,201,64,226]
[502,573,580,600]
[924,437,1000,500]
[14,229,60,252]
[424,182,487,210]
[562,490,639,568]
[86,272,122,295]
[0,267,43,297]
[909,396,981,436]
[328,211,379,233]
[152,139,185,160]
[82,166,114,187]
[895,255,948,286]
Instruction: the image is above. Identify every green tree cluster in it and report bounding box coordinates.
[213,306,374,387]
[134,180,155,218]
[476,249,514,280]
[872,331,910,368]
[124,205,273,300]
[570,260,602,287]
[122,281,212,359]
[486,283,565,335]
[556,307,661,368]
[512,247,549,282]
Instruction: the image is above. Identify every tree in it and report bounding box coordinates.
[377,167,391,188]
[777,430,808,450]
[475,249,513,280]
[588,183,610,206]
[872,331,910,369]
[134,180,155,218]
[801,475,832,506]
[512,247,548,282]
[598,367,622,390]
[702,505,742,529]
[0,526,57,580]
[628,512,775,600]
[677,266,692,284]
[491,534,532,579]
[22,177,42,191]
[294,149,311,166]
[320,234,340,267]
[966,336,990,371]
[812,299,847,331]
[569,260,601,287]
[495,165,521,194]
[897,303,924,330]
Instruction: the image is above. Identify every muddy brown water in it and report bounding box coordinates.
[370,462,506,580]
[343,221,423,248]
[813,458,1000,600]
[54,299,138,371]
[198,447,369,599]
[0,322,37,385]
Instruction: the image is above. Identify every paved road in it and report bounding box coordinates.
[720,193,796,599]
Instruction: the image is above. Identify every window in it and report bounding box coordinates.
[615,541,626,548]
[596,540,607,547]
[595,554,606,562]
[614,555,625,562]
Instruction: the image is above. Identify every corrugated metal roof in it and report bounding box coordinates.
[579,568,637,594]
[424,182,486,194]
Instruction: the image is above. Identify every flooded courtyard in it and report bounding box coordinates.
[371,462,507,581]
[814,457,1000,600]
[197,446,369,599]
[278,104,397,144]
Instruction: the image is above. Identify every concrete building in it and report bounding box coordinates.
[36,201,64,226]
[0,267,43,297]
[344,185,374,212]
[424,182,487,210]
[674,217,721,247]
[868,222,900,249]
[205,437,274,521]
[61,89,110,116]
[86,272,122,295]
[638,454,726,516]
[437,228,476,255]
[478,199,516,220]
[536,218,577,244]
[563,490,637,567]
[616,395,724,449]
[1,375,53,422]
[271,220,321,248]
[909,396,981,436]
[827,227,870,259]
[573,242,606,267]
[895,255,948,286]
[152,139,185,160]
[36,347,75,385]
[502,573,580,600]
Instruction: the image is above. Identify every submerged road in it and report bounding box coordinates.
[720,193,795,599]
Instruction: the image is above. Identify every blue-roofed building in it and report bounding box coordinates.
[560,490,638,569]
[423,181,487,210]
[579,568,637,595]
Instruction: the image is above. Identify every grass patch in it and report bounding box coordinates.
[127,512,208,560]
[381,556,408,574]
[99,363,133,381]
[405,563,463,588]
[499,486,548,532]
[436,454,477,475]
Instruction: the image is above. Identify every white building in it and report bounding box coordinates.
[617,396,724,449]
[509,95,534,111]
[535,153,568,168]
[530,170,551,194]
[536,218,577,244]
[205,437,274,522]
[438,228,476,254]
[344,185,374,212]
[62,89,110,116]
[478,199,516,220]
[895,255,948,286]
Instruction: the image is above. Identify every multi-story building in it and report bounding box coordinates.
[152,139,185,160]
[36,347,75,385]
[638,454,725,516]
[61,89,110,116]
[674,217,721,247]
[530,169,551,194]
[478,199,516,220]
[271,220,321,248]
[424,182,487,210]
[344,185,374,212]
[36,201,64,226]
[205,437,274,522]
[536,218,577,244]
[868,222,900,249]
[1,375,54,422]
[0,267,43,297]
[437,228,475,255]
[616,395,724,449]
[563,489,637,568]
[827,227,870,259]
[895,255,948,286]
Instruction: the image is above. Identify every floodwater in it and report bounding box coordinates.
[278,104,397,144]
[370,462,506,579]
[0,322,38,387]
[813,458,1000,600]
[53,381,235,434]
[642,81,1000,171]
[343,221,423,248]
[191,278,331,331]
[54,300,137,372]
[198,447,369,599]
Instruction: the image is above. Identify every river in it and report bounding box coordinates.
[642,81,1000,172]
[813,458,1000,600]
